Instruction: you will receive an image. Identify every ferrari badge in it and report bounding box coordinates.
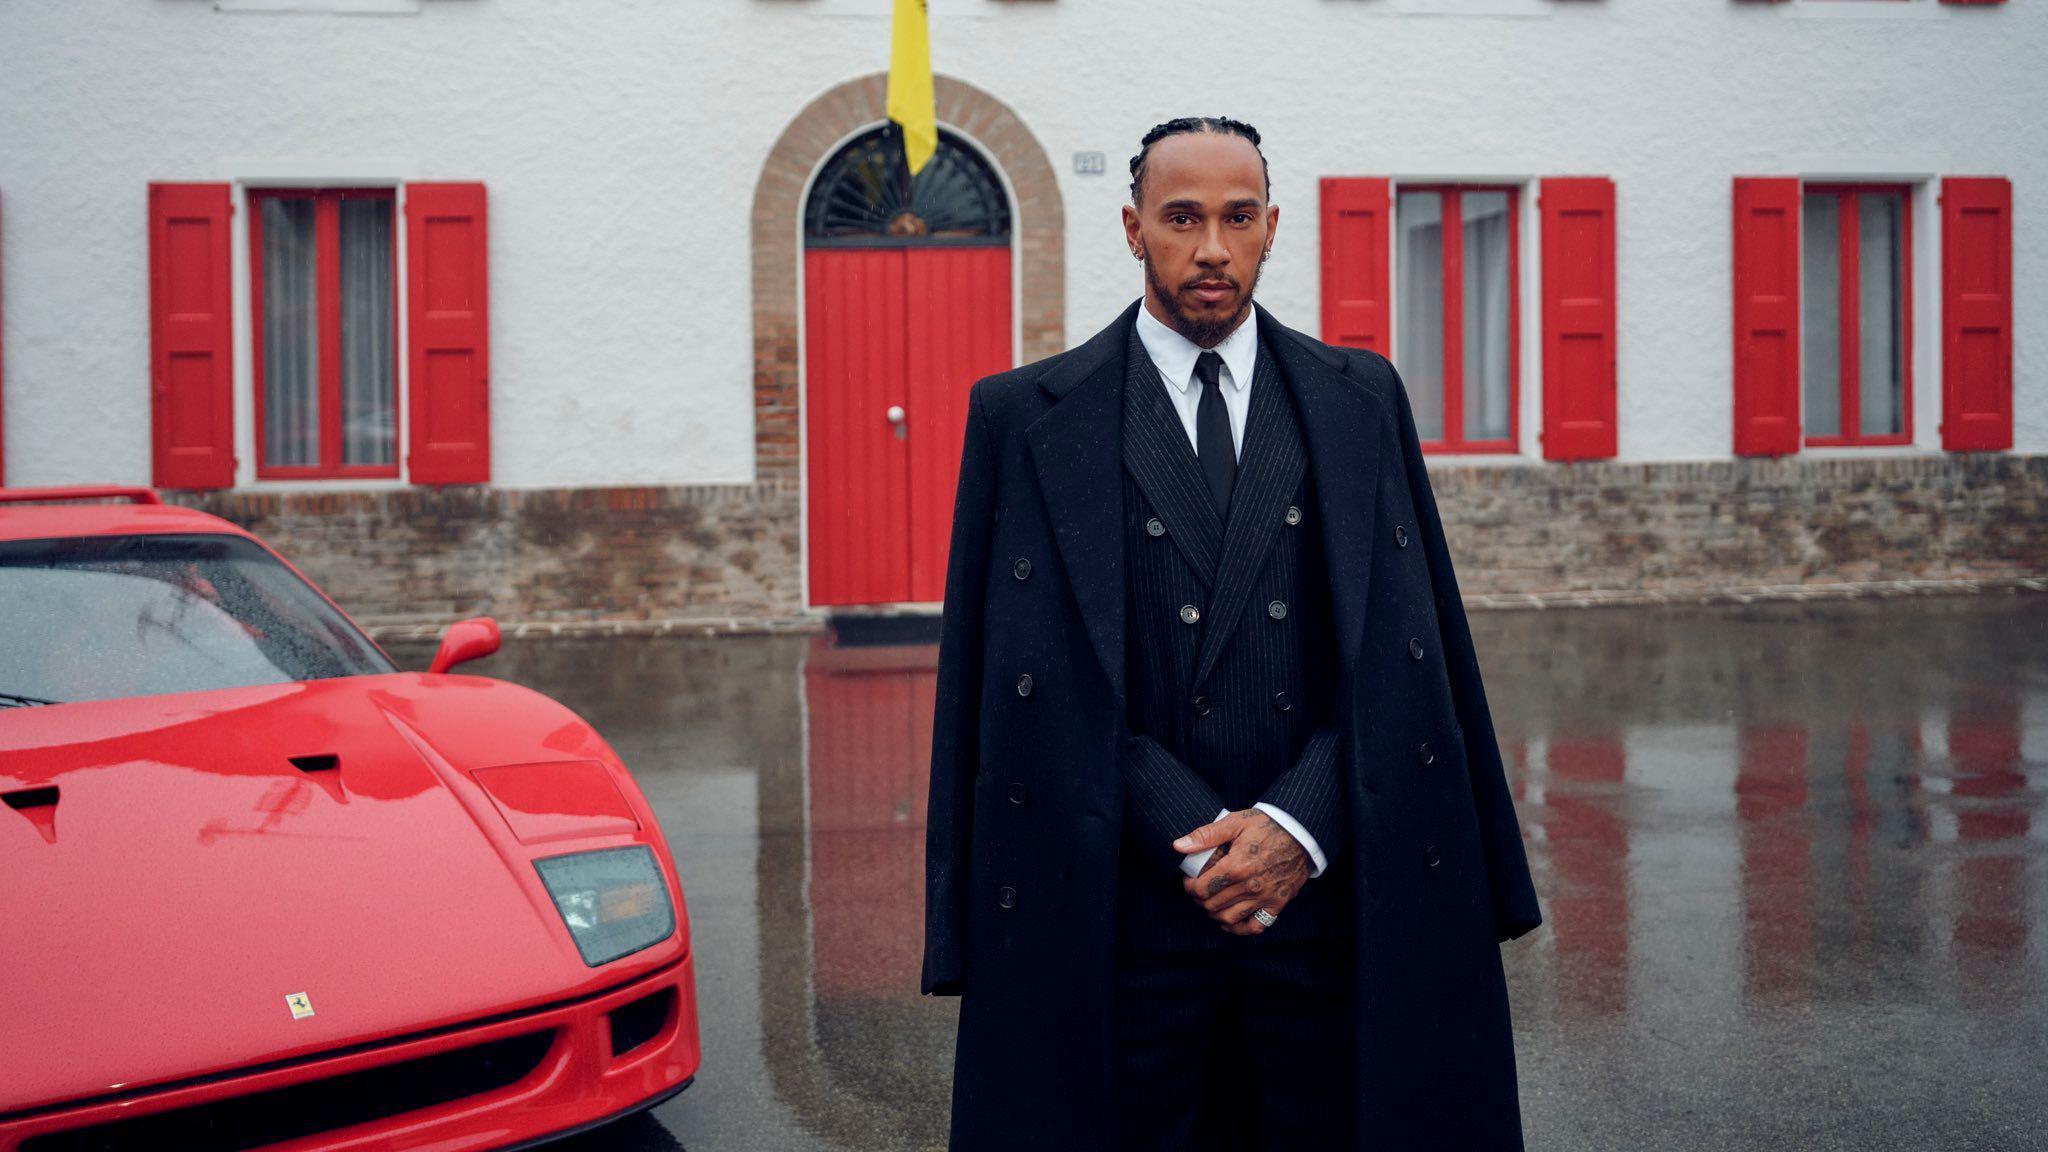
[286,992,315,1020]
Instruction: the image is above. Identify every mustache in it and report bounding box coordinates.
[1178,271,1242,292]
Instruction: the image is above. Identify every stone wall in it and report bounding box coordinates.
[177,454,2048,631]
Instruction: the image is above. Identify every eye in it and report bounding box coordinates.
[1168,213,1195,227]
[1230,213,1254,225]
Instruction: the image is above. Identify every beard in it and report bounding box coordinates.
[1142,249,1262,349]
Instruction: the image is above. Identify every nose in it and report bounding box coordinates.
[1194,219,1230,269]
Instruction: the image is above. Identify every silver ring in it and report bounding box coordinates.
[1252,908,1277,928]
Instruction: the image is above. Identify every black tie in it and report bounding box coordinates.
[1194,351,1236,520]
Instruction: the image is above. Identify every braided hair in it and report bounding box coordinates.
[1128,116,1270,206]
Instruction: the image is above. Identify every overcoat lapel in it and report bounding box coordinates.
[1119,332,1221,589]
[1025,302,1136,699]
[1189,346,1306,691]
[1257,307,1383,681]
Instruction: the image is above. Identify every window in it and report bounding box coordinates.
[248,188,399,479]
[1396,185,1520,453]
[1800,185,1912,446]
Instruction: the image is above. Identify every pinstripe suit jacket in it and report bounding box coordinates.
[1117,328,1349,949]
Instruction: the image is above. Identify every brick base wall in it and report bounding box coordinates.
[177,455,2048,630]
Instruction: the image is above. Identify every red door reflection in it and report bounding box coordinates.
[802,636,937,1000]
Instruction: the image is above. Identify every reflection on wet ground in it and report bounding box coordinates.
[393,595,2048,1150]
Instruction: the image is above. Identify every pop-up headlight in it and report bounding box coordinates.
[534,845,676,966]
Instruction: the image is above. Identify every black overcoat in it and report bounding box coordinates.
[922,300,1542,1150]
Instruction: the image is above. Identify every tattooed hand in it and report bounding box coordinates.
[1173,809,1311,936]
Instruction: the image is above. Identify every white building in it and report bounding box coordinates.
[0,0,2039,626]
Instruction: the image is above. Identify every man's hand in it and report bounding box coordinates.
[1173,809,1311,936]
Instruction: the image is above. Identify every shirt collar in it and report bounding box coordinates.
[1134,300,1259,396]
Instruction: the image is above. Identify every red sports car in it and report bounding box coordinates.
[0,486,700,1151]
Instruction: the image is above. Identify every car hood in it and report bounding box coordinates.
[0,674,682,1115]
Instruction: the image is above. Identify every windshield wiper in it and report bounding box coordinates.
[0,691,60,708]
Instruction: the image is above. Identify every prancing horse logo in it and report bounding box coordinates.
[285,992,314,1020]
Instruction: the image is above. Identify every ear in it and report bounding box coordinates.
[1122,203,1144,258]
[1263,203,1280,257]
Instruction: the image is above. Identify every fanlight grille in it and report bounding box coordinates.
[804,124,1010,247]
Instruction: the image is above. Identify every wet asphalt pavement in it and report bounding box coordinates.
[390,594,2048,1151]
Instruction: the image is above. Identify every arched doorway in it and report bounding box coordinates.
[803,124,1015,608]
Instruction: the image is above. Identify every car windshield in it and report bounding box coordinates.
[0,532,396,706]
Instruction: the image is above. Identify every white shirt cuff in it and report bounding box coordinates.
[1178,808,1232,878]
[1177,805,1327,879]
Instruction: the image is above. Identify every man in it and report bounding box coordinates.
[922,117,1540,1150]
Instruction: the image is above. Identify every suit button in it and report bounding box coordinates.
[1284,505,1303,526]
[1395,524,1409,548]
[1424,845,1441,868]
[1267,599,1287,620]
[1419,742,1435,765]
[997,886,1018,910]
[1179,604,1201,625]
[1273,691,1293,713]
[1008,782,1029,805]
[1146,517,1166,537]
[1193,695,1212,716]
[1016,674,1034,697]
[1013,558,1032,580]
[1408,638,1425,661]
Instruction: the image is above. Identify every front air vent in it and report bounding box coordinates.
[289,754,340,773]
[5,786,60,843]
[23,1031,555,1152]
[3,786,58,810]
[609,988,676,1058]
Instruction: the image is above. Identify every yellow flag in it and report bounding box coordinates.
[887,0,937,175]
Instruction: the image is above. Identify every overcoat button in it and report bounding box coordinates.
[1284,506,1303,526]
[1408,638,1425,661]
[997,886,1018,910]
[1273,691,1293,713]
[1419,742,1435,765]
[1016,674,1034,697]
[1146,517,1166,537]
[1424,845,1442,868]
[1267,600,1287,620]
[1193,695,1212,716]
[1013,558,1032,580]
[1395,524,1409,548]
[1179,604,1201,625]
[1008,782,1029,805]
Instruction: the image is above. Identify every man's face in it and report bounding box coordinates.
[1123,132,1278,348]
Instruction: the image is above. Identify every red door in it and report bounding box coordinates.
[805,245,1012,606]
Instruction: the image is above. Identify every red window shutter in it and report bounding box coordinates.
[1320,178,1391,355]
[405,182,490,485]
[149,183,237,490]
[1540,177,1618,461]
[1731,177,1802,457]
[1940,176,2013,452]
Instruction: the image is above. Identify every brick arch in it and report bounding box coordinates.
[750,73,1065,489]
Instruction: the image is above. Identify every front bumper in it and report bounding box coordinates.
[0,952,700,1152]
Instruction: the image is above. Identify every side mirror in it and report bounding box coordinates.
[429,616,501,675]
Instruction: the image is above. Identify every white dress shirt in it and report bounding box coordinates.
[1131,301,1329,883]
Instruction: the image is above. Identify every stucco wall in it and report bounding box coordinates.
[0,0,2042,490]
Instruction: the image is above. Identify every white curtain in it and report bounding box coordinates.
[1802,192,1842,438]
[1858,192,1904,438]
[1398,190,1445,441]
[340,198,396,466]
[260,197,318,468]
[1461,192,1512,443]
